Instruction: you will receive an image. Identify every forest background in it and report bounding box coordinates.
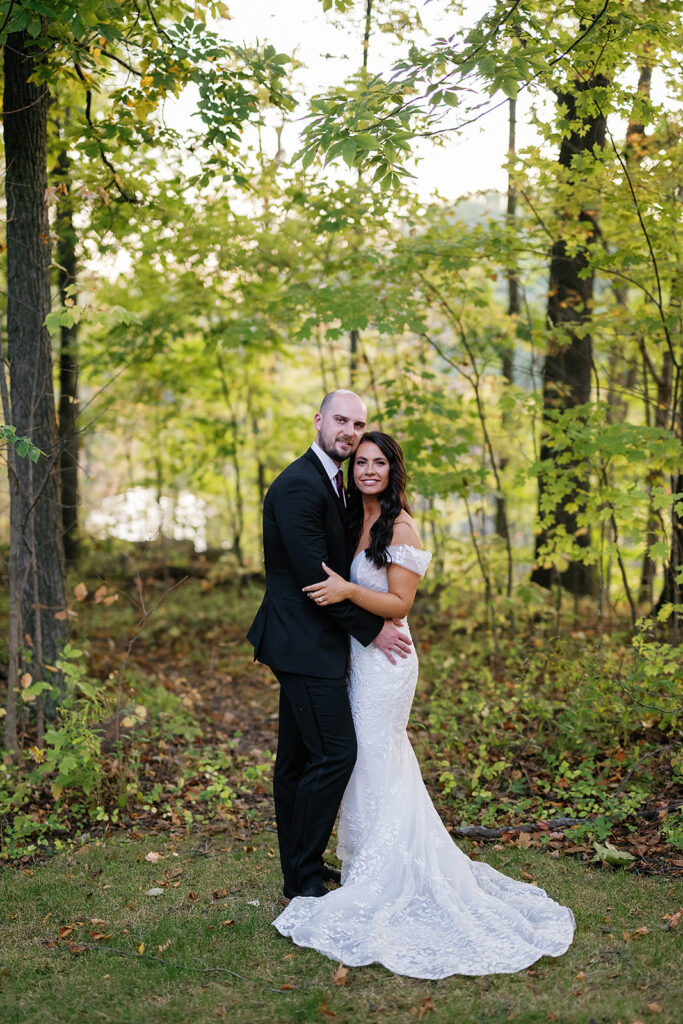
[0,0,682,925]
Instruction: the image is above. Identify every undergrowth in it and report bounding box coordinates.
[1,554,681,863]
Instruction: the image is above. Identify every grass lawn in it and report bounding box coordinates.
[1,829,681,1024]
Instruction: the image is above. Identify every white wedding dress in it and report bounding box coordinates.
[273,544,575,978]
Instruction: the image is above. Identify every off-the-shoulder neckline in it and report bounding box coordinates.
[351,543,432,564]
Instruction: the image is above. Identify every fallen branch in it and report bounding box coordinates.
[450,801,683,840]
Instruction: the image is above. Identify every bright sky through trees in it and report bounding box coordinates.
[210,0,535,199]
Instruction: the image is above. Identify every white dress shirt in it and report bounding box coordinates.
[310,442,345,503]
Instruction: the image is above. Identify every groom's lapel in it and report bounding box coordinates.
[304,448,347,528]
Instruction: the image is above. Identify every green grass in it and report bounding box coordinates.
[1,830,681,1024]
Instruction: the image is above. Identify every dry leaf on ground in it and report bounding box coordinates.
[333,963,349,986]
[418,996,435,1019]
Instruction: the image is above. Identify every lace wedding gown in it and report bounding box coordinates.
[273,545,575,978]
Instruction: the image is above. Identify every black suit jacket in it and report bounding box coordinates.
[247,448,384,678]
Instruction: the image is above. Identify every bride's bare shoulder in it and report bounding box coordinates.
[391,513,421,549]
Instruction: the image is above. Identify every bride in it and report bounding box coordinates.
[273,431,575,978]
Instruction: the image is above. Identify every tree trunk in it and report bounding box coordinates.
[4,30,67,704]
[495,95,518,541]
[349,328,359,387]
[640,349,673,604]
[531,77,607,597]
[54,142,81,565]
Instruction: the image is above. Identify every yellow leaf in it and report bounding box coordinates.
[140,75,153,88]
[138,942,145,955]
[74,582,88,601]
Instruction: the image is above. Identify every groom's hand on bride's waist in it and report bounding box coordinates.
[373,620,412,664]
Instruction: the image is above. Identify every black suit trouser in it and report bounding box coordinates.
[272,669,357,893]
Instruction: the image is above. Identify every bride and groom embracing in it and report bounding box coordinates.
[247,390,575,979]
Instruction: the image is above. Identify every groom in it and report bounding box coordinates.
[247,390,411,900]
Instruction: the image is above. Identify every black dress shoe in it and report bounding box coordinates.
[282,882,328,905]
[321,863,342,885]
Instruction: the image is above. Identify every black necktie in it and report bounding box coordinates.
[334,469,345,505]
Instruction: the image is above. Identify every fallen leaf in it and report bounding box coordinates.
[144,888,165,897]
[89,932,111,941]
[145,851,162,863]
[576,971,585,981]
[517,832,532,849]
[521,871,534,881]
[212,888,227,900]
[68,943,86,954]
[188,892,199,902]
[158,939,172,952]
[280,983,295,990]
[59,926,74,939]
[593,841,635,867]
[333,963,349,986]
[89,918,107,926]
[138,942,145,955]
[624,927,651,940]
[321,1004,337,1018]
[666,908,682,930]
[42,911,52,923]
[418,996,435,1019]
[647,1004,662,1014]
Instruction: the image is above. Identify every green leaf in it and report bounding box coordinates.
[341,138,357,167]
[501,78,518,100]
[592,841,635,867]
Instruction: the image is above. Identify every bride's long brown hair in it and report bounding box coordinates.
[348,432,412,569]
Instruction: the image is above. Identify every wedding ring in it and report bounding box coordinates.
[317,597,323,603]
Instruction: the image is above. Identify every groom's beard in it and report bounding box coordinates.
[317,430,355,463]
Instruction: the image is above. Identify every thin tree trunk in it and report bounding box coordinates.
[495,95,518,541]
[349,328,359,387]
[531,76,608,597]
[4,29,67,706]
[54,141,80,565]
[0,330,21,755]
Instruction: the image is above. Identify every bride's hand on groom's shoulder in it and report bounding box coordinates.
[302,562,349,606]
